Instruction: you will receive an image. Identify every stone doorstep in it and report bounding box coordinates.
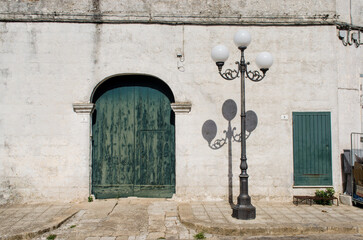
[177,203,363,237]
[339,194,353,206]
[0,207,79,240]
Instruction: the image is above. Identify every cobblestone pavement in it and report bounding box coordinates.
[243,234,363,240]
[179,201,363,236]
[0,198,362,240]
[0,203,77,240]
[209,234,363,240]
[32,198,197,240]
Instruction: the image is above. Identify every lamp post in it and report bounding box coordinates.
[211,30,273,220]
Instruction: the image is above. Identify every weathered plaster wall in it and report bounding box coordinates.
[336,0,363,26]
[0,22,94,203]
[0,0,338,24]
[335,0,363,154]
[337,44,362,145]
[1,21,360,204]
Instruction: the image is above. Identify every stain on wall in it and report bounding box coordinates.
[0,180,21,205]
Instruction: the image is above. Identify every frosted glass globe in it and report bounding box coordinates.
[211,45,229,63]
[256,52,273,69]
[233,30,251,48]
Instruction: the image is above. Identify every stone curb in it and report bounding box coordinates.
[0,207,80,240]
[177,204,363,237]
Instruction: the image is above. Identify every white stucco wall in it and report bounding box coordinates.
[0,22,362,204]
[0,23,94,203]
[336,0,363,26]
[337,43,362,150]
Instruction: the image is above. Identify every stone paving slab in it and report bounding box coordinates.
[0,203,79,240]
[178,201,363,237]
[33,198,197,240]
[1,199,363,239]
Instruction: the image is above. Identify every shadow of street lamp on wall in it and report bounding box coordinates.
[202,99,258,207]
[206,30,273,220]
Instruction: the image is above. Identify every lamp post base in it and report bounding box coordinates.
[232,204,256,220]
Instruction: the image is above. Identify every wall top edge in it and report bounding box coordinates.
[0,13,339,26]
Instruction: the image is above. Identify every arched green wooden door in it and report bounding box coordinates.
[91,76,175,198]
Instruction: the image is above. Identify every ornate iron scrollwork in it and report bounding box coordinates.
[246,70,266,82]
[218,62,240,81]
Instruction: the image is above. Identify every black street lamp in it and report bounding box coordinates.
[211,30,273,220]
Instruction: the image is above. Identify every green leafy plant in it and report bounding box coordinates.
[314,188,335,205]
[47,234,57,240]
[88,196,93,202]
[194,232,206,239]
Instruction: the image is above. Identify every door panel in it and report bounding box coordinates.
[133,86,175,198]
[135,131,175,197]
[293,112,332,186]
[92,81,175,199]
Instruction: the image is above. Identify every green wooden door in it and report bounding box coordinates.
[92,80,175,199]
[293,112,332,186]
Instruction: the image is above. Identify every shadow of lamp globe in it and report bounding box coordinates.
[210,30,273,220]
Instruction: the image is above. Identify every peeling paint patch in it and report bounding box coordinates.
[0,180,22,205]
[0,68,9,78]
[4,140,11,150]
[91,24,102,68]
[0,23,9,43]
[28,27,38,54]
[0,69,10,88]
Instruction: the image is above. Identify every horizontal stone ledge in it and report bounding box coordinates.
[73,102,191,114]
[0,13,338,26]
[73,103,94,114]
[171,102,192,114]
